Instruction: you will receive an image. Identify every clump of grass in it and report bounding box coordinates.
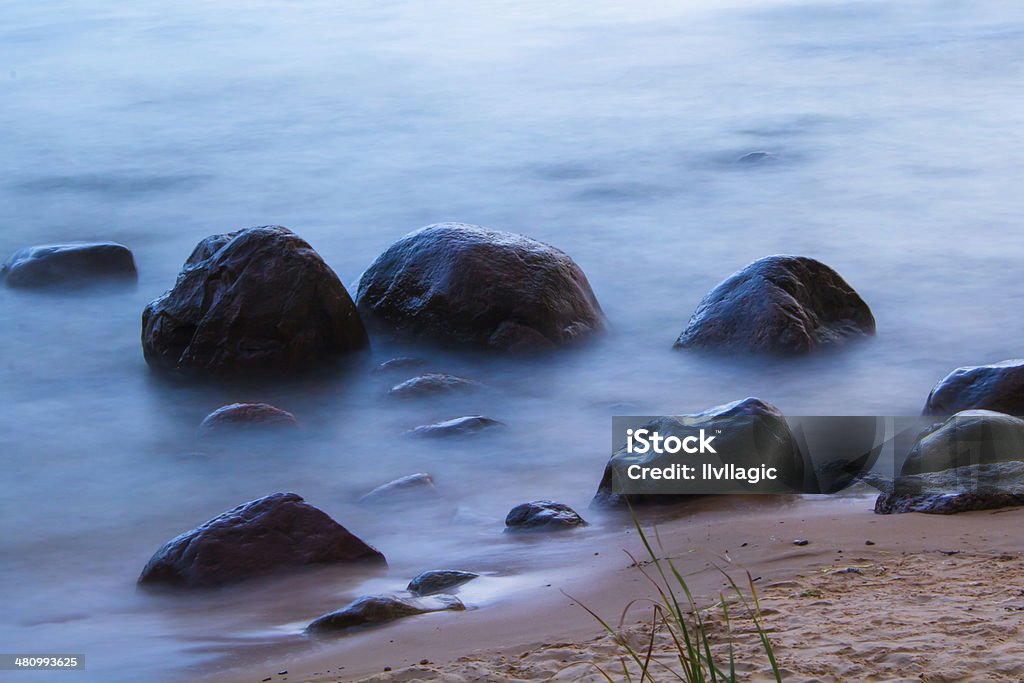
[566,510,781,682]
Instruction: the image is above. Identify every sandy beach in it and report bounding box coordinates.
[205,496,1024,682]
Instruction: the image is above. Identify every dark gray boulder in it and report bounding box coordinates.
[138,493,384,588]
[407,569,479,596]
[141,226,367,376]
[355,223,604,351]
[875,461,1024,514]
[674,256,875,354]
[410,415,503,438]
[388,373,481,398]
[923,360,1024,416]
[592,397,803,507]
[504,500,587,532]
[899,410,1024,476]
[198,403,297,436]
[2,242,136,288]
[358,473,437,504]
[306,593,465,634]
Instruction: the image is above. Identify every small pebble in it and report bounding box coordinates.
[865,540,875,546]
[384,666,392,671]
[793,539,809,546]
[278,672,288,676]
[420,659,430,665]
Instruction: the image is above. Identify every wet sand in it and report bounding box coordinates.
[206,496,1024,682]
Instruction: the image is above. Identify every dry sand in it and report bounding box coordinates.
[211,497,1024,683]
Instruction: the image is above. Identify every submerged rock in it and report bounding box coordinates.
[737,151,778,165]
[899,410,1024,476]
[674,255,875,354]
[504,500,587,532]
[141,226,367,376]
[198,403,298,436]
[138,493,384,588]
[592,397,803,507]
[923,360,1024,416]
[306,593,465,633]
[875,461,1024,514]
[373,357,426,374]
[2,242,136,288]
[388,373,481,398]
[407,569,479,596]
[410,415,503,438]
[355,223,604,351]
[359,473,437,504]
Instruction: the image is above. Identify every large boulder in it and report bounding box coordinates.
[899,410,1024,476]
[674,256,875,354]
[2,242,136,288]
[592,397,803,507]
[875,461,1024,514]
[138,493,384,588]
[355,223,604,351]
[923,360,1024,416]
[141,226,367,375]
[306,593,465,634]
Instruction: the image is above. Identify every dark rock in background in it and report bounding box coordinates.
[356,223,604,351]
[198,402,298,436]
[674,255,874,354]
[923,360,1024,416]
[2,242,136,288]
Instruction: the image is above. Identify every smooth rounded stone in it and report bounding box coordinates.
[358,473,437,504]
[141,226,368,376]
[373,357,426,374]
[1,242,137,288]
[138,493,384,588]
[737,151,778,164]
[355,223,604,352]
[407,569,479,596]
[923,360,1024,416]
[306,593,465,634]
[504,500,587,533]
[198,403,298,436]
[875,461,1024,514]
[674,255,875,354]
[388,373,481,398]
[899,410,1024,476]
[592,397,803,508]
[410,415,503,438]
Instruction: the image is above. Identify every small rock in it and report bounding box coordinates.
[505,500,588,533]
[359,474,437,504]
[737,151,778,164]
[1,242,137,289]
[138,493,384,588]
[407,569,479,596]
[198,403,297,436]
[410,415,503,438]
[373,357,426,373]
[865,540,875,546]
[833,567,862,575]
[388,374,481,398]
[306,593,465,633]
[793,539,809,546]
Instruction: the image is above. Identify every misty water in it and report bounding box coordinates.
[3,0,1024,680]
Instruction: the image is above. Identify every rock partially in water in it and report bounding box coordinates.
[373,357,426,374]
[355,223,604,351]
[388,373,481,398]
[1,242,137,288]
[138,493,384,588]
[875,461,1024,514]
[504,500,587,532]
[923,360,1024,416]
[198,403,298,436]
[306,593,465,633]
[359,473,437,504]
[407,569,479,596]
[674,255,875,354]
[142,226,368,376]
[592,397,803,507]
[736,151,778,165]
[410,415,503,438]
[900,410,1024,476]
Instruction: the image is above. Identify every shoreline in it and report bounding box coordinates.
[202,495,1024,682]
